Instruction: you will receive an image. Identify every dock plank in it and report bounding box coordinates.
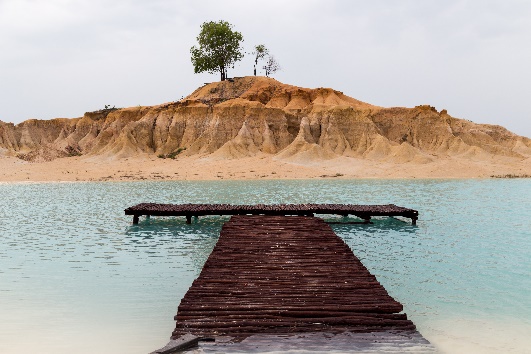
[125,203,419,224]
[171,215,418,339]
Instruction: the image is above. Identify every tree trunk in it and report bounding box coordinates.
[220,66,226,81]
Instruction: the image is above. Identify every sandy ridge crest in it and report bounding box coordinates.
[1,76,530,181]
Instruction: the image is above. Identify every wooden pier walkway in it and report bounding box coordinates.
[125,203,418,225]
[171,215,419,340]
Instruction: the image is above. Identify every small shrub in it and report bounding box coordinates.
[65,145,82,157]
[157,147,187,159]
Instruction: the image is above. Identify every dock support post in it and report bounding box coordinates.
[133,215,139,224]
[186,215,192,224]
[412,217,417,225]
[363,217,371,224]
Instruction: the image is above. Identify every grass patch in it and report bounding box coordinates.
[319,173,344,178]
[158,147,186,159]
[65,145,82,157]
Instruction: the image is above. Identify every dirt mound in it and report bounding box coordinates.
[1,76,529,173]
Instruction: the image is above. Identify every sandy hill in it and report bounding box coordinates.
[0,76,530,176]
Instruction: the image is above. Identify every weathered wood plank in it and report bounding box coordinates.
[125,203,419,224]
[171,215,418,339]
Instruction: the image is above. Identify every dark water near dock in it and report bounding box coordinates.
[0,179,529,353]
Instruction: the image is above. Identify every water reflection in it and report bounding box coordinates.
[328,215,418,233]
[124,216,226,273]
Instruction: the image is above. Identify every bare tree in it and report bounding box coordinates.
[263,55,281,77]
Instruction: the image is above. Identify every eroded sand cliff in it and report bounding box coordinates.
[1,76,530,180]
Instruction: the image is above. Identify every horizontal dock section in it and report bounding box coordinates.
[171,215,417,339]
[125,203,418,224]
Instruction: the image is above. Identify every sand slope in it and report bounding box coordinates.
[1,76,530,181]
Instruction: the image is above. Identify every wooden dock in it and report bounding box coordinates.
[125,203,418,225]
[171,215,420,340]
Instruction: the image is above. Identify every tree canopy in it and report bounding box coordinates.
[190,20,244,81]
[252,44,269,76]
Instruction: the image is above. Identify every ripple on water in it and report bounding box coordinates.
[0,179,529,354]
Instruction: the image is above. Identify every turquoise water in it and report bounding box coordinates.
[0,180,529,353]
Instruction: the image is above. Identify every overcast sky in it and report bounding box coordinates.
[1,0,530,137]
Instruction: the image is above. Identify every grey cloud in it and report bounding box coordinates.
[0,0,530,137]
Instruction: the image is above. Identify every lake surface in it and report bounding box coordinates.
[0,179,529,353]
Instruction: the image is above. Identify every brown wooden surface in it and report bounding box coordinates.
[125,203,419,224]
[171,215,416,339]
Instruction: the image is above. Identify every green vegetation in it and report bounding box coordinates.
[190,20,244,81]
[158,147,186,159]
[319,173,344,178]
[65,145,82,157]
[190,21,282,79]
[85,105,119,121]
[252,44,268,76]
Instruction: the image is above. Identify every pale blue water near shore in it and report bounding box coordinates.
[0,179,529,353]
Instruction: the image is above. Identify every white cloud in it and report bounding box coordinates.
[0,0,530,137]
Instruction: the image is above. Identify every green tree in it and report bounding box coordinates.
[252,44,269,76]
[190,20,244,81]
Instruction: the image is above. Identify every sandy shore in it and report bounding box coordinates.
[1,153,530,182]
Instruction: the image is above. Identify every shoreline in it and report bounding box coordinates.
[1,154,530,183]
[1,175,530,185]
